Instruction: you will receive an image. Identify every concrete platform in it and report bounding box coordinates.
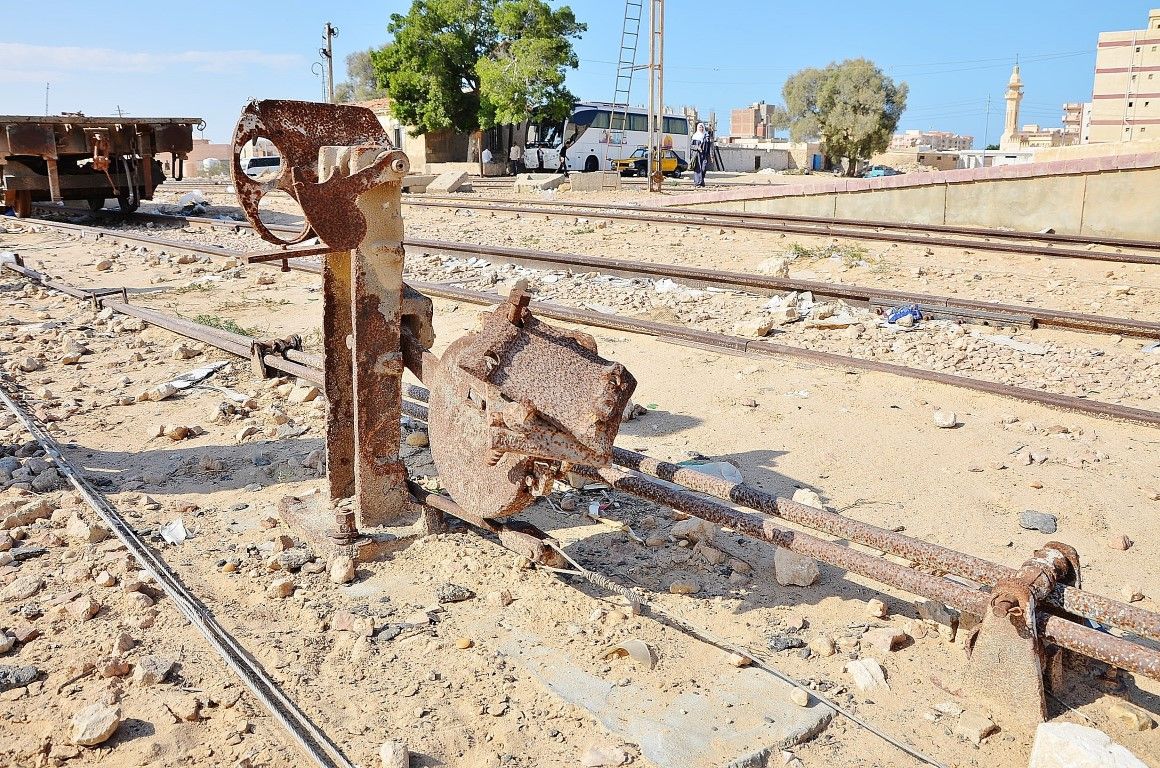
[500,630,833,768]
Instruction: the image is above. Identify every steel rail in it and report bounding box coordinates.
[0,383,356,768]
[5,215,1158,425]
[400,280,1160,427]
[23,207,1159,339]
[402,199,1160,266]
[404,238,1160,339]
[408,193,1160,253]
[7,258,1159,681]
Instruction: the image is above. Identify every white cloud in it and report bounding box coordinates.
[0,43,303,81]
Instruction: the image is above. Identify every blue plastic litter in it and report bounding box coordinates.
[887,304,923,324]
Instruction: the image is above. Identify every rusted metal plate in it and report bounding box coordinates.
[428,285,636,519]
[5,124,57,158]
[229,99,407,248]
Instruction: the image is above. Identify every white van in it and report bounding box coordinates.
[242,156,282,179]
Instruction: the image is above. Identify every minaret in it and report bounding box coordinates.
[1000,62,1023,150]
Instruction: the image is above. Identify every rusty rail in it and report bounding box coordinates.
[404,199,1160,266]
[405,193,1160,254]
[9,212,1158,425]
[24,206,1160,339]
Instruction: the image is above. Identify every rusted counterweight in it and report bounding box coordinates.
[230,100,636,536]
[428,282,636,519]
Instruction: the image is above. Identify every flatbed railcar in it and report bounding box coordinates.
[0,114,202,217]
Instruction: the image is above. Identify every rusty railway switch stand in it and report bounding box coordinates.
[231,100,637,564]
[958,542,1084,727]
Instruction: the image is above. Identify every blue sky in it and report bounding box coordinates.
[1,2,1151,146]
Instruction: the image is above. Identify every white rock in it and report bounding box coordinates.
[845,658,888,692]
[330,555,356,584]
[1028,723,1147,768]
[773,547,820,587]
[933,410,957,428]
[378,740,409,768]
[70,703,121,746]
[791,488,823,509]
[670,517,716,544]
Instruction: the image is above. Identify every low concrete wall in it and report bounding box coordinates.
[667,152,1160,239]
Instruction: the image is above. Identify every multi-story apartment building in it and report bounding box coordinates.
[730,102,780,140]
[889,129,974,151]
[1089,8,1160,143]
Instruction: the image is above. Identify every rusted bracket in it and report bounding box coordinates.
[959,542,1082,727]
[249,334,304,380]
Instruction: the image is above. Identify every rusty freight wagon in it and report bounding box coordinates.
[0,114,202,217]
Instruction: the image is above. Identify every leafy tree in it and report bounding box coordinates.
[370,0,585,135]
[335,50,389,104]
[779,59,908,175]
[985,143,1000,150]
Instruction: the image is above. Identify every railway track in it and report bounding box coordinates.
[23,204,1160,339]
[155,181,1160,264]
[404,197,1160,266]
[5,210,1159,428]
[4,255,1160,683]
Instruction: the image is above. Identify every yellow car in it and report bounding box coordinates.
[611,146,688,177]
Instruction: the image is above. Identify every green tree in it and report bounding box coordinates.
[779,59,908,175]
[370,0,585,135]
[335,50,389,104]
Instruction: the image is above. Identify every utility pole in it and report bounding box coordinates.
[646,0,665,192]
[44,83,49,116]
[981,95,991,169]
[320,22,339,104]
[115,105,126,118]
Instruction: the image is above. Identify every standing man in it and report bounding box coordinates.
[509,142,524,175]
[690,123,713,188]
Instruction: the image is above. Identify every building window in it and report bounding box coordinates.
[1136,47,1141,52]
[1129,101,1134,107]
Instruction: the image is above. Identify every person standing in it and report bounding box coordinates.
[690,123,713,187]
[509,143,524,175]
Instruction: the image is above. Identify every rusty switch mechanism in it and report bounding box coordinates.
[231,100,635,558]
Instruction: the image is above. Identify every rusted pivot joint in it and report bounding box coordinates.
[961,542,1083,726]
[249,335,303,379]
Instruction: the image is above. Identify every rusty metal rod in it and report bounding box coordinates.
[585,463,1160,681]
[608,447,1160,644]
[396,386,1160,647]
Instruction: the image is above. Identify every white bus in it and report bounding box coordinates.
[524,101,691,174]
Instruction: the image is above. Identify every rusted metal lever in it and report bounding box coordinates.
[230,99,409,248]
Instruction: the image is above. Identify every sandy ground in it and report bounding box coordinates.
[0,187,1158,768]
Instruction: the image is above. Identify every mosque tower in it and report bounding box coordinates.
[1000,62,1023,150]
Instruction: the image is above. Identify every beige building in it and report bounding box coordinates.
[889,130,973,151]
[1088,8,1160,143]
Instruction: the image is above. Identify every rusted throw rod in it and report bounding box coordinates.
[396,384,1160,647]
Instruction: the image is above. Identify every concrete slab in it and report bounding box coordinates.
[569,171,620,192]
[500,630,833,768]
[514,173,566,192]
[427,170,470,194]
